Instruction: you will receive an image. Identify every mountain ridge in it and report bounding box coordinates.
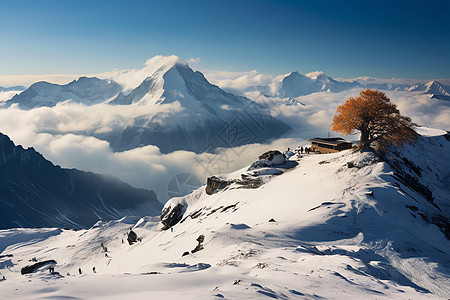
[0,132,162,229]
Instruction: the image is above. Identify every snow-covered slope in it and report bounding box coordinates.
[7,77,121,109]
[0,132,162,229]
[0,131,448,299]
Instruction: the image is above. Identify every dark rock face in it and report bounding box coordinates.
[206,176,230,195]
[0,132,162,229]
[127,230,138,245]
[161,203,184,230]
[206,175,264,196]
[21,260,57,275]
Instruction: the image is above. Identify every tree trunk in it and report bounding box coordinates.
[359,127,371,149]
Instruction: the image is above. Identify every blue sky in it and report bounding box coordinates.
[1,0,449,79]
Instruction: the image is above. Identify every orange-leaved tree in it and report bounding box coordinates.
[330,89,417,150]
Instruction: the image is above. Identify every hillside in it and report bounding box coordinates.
[0,129,448,299]
[0,132,162,229]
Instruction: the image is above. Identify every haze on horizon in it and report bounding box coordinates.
[1,0,449,82]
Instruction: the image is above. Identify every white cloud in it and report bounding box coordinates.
[0,91,21,102]
[187,57,201,65]
[0,99,305,203]
[246,88,450,140]
[202,69,275,93]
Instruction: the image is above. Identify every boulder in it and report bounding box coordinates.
[248,150,286,170]
[127,230,138,245]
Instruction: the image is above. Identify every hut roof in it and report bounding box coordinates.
[308,137,351,146]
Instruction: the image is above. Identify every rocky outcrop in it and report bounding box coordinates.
[21,260,57,275]
[206,176,230,195]
[248,150,286,170]
[191,234,205,253]
[161,203,184,230]
[205,174,263,196]
[127,230,138,245]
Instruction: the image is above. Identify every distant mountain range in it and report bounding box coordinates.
[0,132,162,229]
[0,85,25,92]
[272,71,450,100]
[6,77,121,109]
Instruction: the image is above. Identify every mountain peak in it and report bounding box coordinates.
[305,71,325,80]
[113,55,183,92]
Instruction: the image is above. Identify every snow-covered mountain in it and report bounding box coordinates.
[246,70,450,102]
[0,132,162,229]
[407,80,450,95]
[4,56,291,153]
[103,56,292,153]
[279,71,360,97]
[6,77,121,109]
[0,128,448,298]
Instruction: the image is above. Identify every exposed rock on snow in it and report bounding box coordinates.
[248,150,286,170]
[20,260,57,275]
[127,230,138,245]
[205,176,231,195]
[161,203,184,230]
[191,234,205,254]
